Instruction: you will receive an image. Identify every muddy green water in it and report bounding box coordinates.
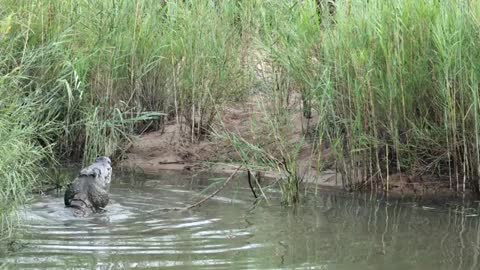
[2,171,480,270]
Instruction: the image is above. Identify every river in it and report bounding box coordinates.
[1,170,480,269]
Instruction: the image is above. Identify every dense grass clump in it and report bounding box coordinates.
[255,0,480,193]
[0,91,52,238]
[1,0,246,159]
[325,0,480,192]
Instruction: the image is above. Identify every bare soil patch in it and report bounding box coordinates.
[120,92,342,187]
[120,95,467,198]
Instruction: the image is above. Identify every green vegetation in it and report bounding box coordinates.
[0,0,480,232]
[222,0,480,203]
[258,0,480,195]
[0,104,50,239]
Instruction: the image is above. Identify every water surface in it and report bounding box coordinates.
[2,170,480,269]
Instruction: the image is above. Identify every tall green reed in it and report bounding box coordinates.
[1,0,247,160]
[0,86,55,239]
[256,0,480,193]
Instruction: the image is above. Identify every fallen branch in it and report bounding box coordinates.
[157,161,186,164]
[147,166,242,213]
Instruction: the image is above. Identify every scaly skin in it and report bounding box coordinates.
[64,156,112,217]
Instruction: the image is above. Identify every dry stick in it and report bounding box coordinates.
[157,161,186,165]
[147,166,242,213]
[247,170,258,198]
[253,173,270,204]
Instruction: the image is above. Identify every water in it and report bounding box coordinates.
[2,170,480,270]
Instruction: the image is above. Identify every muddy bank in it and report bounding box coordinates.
[120,92,341,187]
[121,132,466,198]
[120,122,340,187]
[120,94,469,198]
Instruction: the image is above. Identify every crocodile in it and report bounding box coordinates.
[64,156,112,217]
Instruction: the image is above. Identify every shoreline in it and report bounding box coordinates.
[120,143,473,200]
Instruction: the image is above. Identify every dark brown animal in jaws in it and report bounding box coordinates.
[64,156,112,217]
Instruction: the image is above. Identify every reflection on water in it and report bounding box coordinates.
[1,170,480,269]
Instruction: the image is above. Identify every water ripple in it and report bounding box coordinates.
[4,180,259,270]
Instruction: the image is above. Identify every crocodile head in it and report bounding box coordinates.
[79,156,112,189]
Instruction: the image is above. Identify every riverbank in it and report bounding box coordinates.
[122,139,470,199]
[120,94,469,198]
